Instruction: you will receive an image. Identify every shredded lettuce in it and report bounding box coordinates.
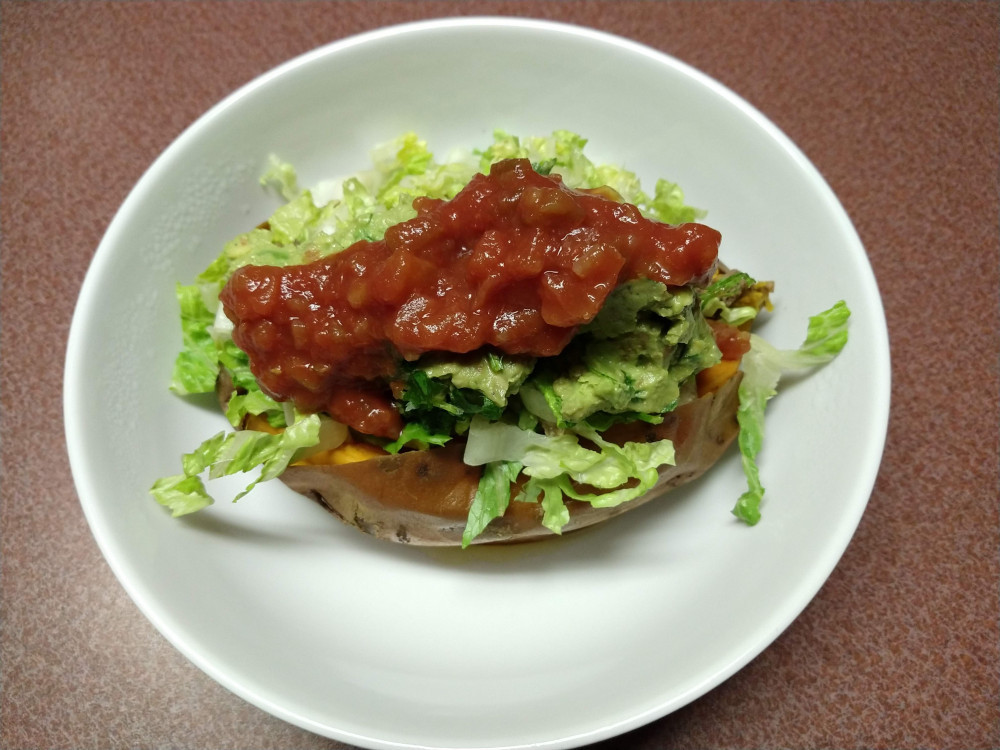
[169,283,219,395]
[383,422,452,454]
[463,416,676,541]
[461,460,523,547]
[224,389,286,429]
[701,272,760,327]
[260,154,302,202]
[733,300,851,524]
[151,413,322,516]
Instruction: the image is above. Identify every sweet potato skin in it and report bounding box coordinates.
[218,372,742,546]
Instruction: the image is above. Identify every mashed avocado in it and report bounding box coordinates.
[416,353,534,408]
[521,280,721,425]
[404,279,721,429]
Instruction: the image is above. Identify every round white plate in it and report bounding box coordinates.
[65,17,890,750]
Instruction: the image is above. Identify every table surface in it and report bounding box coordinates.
[2,2,998,749]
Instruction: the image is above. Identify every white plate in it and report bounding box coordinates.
[64,17,890,750]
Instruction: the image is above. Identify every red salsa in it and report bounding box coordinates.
[706,318,752,360]
[221,159,721,437]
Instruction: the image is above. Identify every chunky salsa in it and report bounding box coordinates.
[220,158,721,437]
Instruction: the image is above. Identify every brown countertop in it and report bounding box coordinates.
[2,2,997,748]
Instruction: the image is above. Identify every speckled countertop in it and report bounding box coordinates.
[2,2,997,749]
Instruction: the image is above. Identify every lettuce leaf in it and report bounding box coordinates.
[267,192,322,246]
[383,422,452,454]
[169,282,220,395]
[461,460,523,547]
[260,154,302,202]
[151,413,322,516]
[463,416,675,542]
[370,132,475,207]
[224,388,287,429]
[733,300,851,524]
[700,272,761,327]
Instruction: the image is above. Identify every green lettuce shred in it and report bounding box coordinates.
[462,460,523,548]
[733,300,851,524]
[700,272,761,327]
[260,154,302,201]
[169,283,219,395]
[463,416,676,540]
[151,413,322,516]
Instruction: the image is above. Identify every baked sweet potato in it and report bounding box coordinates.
[217,370,742,546]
